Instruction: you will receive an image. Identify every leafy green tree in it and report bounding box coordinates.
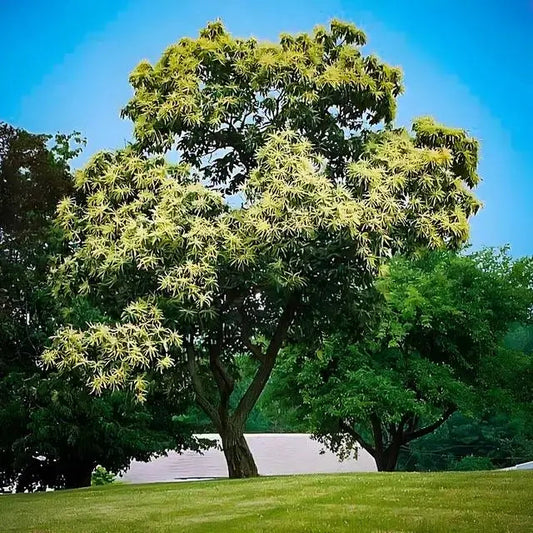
[1,372,197,491]
[400,306,533,472]
[298,249,532,471]
[0,122,77,379]
[0,123,197,492]
[1,122,79,491]
[44,21,481,478]
[398,411,533,471]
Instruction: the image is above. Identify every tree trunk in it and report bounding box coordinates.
[374,443,402,472]
[220,425,258,478]
[187,293,299,479]
[63,461,94,489]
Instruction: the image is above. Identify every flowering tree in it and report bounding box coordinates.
[44,21,480,477]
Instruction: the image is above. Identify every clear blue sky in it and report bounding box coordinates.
[1,0,531,255]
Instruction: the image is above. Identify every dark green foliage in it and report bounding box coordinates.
[504,323,533,355]
[0,123,77,381]
[399,412,533,471]
[453,456,495,471]
[0,123,198,492]
[0,370,198,491]
[297,249,533,471]
[0,122,82,236]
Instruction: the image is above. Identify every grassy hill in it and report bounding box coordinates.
[1,471,531,532]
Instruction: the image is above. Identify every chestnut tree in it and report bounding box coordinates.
[44,21,481,478]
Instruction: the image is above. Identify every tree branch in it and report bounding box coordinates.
[233,292,300,428]
[236,304,266,364]
[208,326,234,425]
[208,325,234,391]
[370,413,384,457]
[403,407,455,443]
[185,341,221,429]
[396,413,411,437]
[339,420,375,456]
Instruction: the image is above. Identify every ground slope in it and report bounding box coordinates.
[1,472,531,532]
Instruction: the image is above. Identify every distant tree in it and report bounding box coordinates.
[398,411,533,472]
[44,21,481,478]
[0,122,80,490]
[399,307,533,472]
[298,249,533,471]
[505,323,533,355]
[0,123,197,492]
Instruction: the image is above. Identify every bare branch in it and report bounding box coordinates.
[403,407,455,443]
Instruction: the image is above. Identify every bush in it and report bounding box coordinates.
[91,465,115,485]
[453,456,494,471]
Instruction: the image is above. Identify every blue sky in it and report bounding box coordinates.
[1,0,531,255]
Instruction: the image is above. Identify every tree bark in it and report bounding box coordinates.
[187,293,299,479]
[220,423,258,478]
[374,441,402,472]
[403,408,455,442]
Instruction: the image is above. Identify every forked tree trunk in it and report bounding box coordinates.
[187,293,300,479]
[220,425,258,478]
[369,409,456,472]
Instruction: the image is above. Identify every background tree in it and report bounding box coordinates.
[0,373,198,491]
[0,123,198,492]
[399,323,533,471]
[297,249,532,471]
[400,323,531,472]
[398,411,533,472]
[44,21,481,478]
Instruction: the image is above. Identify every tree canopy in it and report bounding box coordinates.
[43,20,481,478]
[297,248,533,471]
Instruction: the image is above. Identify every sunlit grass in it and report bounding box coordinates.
[1,471,531,532]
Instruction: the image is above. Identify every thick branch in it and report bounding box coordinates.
[209,344,234,392]
[245,340,266,364]
[233,293,299,428]
[403,408,455,443]
[208,328,234,425]
[208,325,234,392]
[186,342,221,429]
[396,413,411,438]
[406,414,419,435]
[339,420,375,457]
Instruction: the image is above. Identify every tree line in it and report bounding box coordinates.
[1,20,531,490]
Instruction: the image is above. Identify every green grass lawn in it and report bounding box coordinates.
[1,471,531,532]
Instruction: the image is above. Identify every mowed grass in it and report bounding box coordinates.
[0,471,531,532]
